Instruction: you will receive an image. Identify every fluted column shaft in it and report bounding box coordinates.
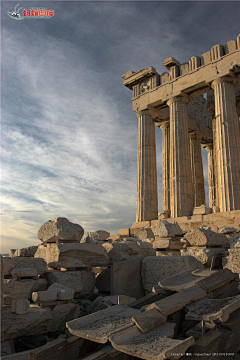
[189,133,205,207]
[167,97,194,218]
[211,77,240,211]
[136,110,158,222]
[203,143,216,208]
[160,121,170,211]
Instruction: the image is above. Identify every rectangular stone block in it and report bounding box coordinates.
[131,221,151,229]
[111,258,144,299]
[193,206,211,215]
[132,308,167,333]
[118,228,130,236]
[224,40,237,54]
[197,269,237,293]
[147,285,207,315]
[32,290,58,303]
[11,299,30,315]
[35,243,109,269]
[184,228,228,247]
[3,257,47,276]
[160,72,169,85]
[153,239,184,250]
[180,62,189,75]
[201,51,211,65]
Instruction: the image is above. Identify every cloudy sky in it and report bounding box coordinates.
[1,1,239,254]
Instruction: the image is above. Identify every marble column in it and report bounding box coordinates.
[211,77,240,211]
[189,133,205,207]
[160,121,170,212]
[167,97,194,218]
[203,143,216,208]
[136,110,158,222]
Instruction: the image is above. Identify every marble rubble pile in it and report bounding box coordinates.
[181,227,231,268]
[64,268,240,360]
[151,220,184,256]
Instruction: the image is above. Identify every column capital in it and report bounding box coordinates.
[202,142,213,151]
[135,109,152,117]
[167,93,192,107]
[189,132,201,140]
[211,76,238,89]
[159,120,170,130]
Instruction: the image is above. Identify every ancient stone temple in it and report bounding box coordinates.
[122,35,240,222]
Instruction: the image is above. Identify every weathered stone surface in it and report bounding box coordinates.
[134,228,155,241]
[185,295,240,322]
[4,278,47,300]
[11,246,38,257]
[1,306,52,341]
[103,242,155,263]
[118,295,136,305]
[141,256,203,292]
[31,277,48,293]
[153,239,184,250]
[180,247,227,267]
[156,250,180,256]
[110,322,195,360]
[197,268,237,293]
[3,257,47,276]
[184,228,228,247]
[96,268,111,293]
[158,270,203,292]
[86,230,110,241]
[220,227,237,234]
[1,340,15,356]
[147,285,207,315]
[48,303,80,332]
[44,270,95,296]
[111,258,144,299]
[40,243,109,268]
[3,294,13,305]
[37,217,84,243]
[11,267,38,279]
[132,308,167,333]
[32,290,58,303]
[11,299,30,315]
[191,269,219,277]
[47,282,75,300]
[193,205,211,215]
[66,305,140,343]
[152,220,183,238]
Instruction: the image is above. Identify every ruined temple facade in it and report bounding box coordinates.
[123,35,240,222]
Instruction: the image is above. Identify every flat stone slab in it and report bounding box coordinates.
[109,322,195,360]
[146,285,207,315]
[132,308,167,333]
[11,267,38,279]
[141,256,203,293]
[192,269,219,277]
[184,228,228,247]
[185,295,240,322]
[66,305,140,343]
[197,268,237,293]
[3,257,47,276]
[153,239,184,250]
[158,270,202,291]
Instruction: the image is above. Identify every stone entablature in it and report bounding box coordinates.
[123,35,240,221]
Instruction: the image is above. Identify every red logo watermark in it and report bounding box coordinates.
[23,8,54,18]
